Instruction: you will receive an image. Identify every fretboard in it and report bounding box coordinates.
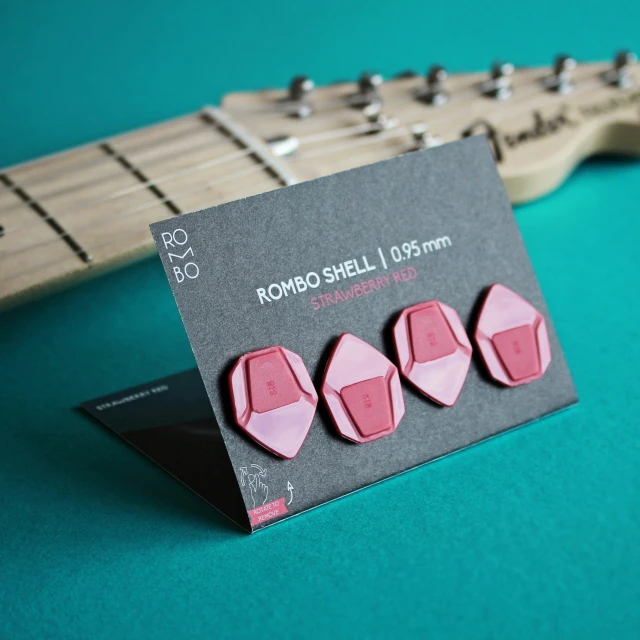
[0,108,299,308]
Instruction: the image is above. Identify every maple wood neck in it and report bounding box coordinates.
[1,54,639,311]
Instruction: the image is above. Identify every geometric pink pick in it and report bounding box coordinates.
[392,300,473,406]
[474,284,551,387]
[229,346,318,459]
[321,333,405,444]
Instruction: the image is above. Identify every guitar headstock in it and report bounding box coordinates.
[1,50,637,312]
[222,51,640,203]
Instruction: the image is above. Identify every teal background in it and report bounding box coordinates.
[1,0,639,637]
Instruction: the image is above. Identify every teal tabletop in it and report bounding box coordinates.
[1,1,639,638]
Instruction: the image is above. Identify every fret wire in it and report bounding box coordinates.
[0,182,266,283]
[0,120,393,238]
[0,163,271,265]
[0,173,92,265]
[0,184,271,285]
[100,142,181,216]
[0,109,215,180]
[0,119,373,218]
[0,120,233,196]
[0,133,232,217]
[1,147,251,236]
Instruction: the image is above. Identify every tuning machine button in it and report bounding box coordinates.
[420,65,449,106]
[603,50,637,89]
[285,75,314,118]
[543,55,577,94]
[482,61,515,100]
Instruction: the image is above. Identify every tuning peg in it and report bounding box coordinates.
[349,71,384,110]
[544,54,577,94]
[420,65,449,105]
[358,71,383,94]
[605,50,637,88]
[483,61,515,100]
[289,75,314,101]
[410,124,443,149]
[286,76,314,117]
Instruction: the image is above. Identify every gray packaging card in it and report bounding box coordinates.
[107,135,575,531]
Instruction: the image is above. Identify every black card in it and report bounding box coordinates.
[84,136,577,532]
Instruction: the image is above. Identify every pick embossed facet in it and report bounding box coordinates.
[321,333,405,443]
[474,284,551,387]
[393,300,473,406]
[229,346,318,459]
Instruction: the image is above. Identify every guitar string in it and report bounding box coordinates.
[0,80,511,201]
[0,77,617,280]
[0,115,209,193]
[0,123,240,205]
[0,72,570,236]
[0,179,274,283]
[0,121,439,278]
[0,81,445,194]
[0,182,275,284]
[0,146,250,224]
[0,76,612,273]
[0,123,382,233]
[1,62,603,212]
[0,162,274,265]
[0,118,394,218]
[0,69,564,196]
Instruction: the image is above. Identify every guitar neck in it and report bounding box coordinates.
[0,108,296,309]
[1,56,639,311]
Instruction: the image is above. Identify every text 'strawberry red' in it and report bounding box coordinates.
[229,346,317,459]
[393,300,473,406]
[474,283,551,387]
[321,333,405,443]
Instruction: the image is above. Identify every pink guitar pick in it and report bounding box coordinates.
[229,346,318,459]
[321,333,405,443]
[474,284,551,387]
[393,300,472,406]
